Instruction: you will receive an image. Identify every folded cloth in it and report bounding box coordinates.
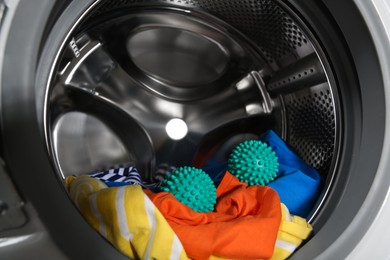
[145,171,281,260]
[259,130,322,217]
[89,166,160,190]
[65,175,188,260]
[271,203,313,260]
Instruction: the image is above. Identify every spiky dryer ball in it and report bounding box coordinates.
[228,140,279,186]
[160,166,217,212]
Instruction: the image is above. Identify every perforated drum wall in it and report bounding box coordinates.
[284,85,336,176]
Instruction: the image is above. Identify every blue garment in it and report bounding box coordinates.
[201,130,322,217]
[202,159,228,187]
[259,130,322,217]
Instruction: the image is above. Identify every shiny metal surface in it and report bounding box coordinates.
[50,8,283,179]
[92,0,315,68]
[97,10,269,101]
[127,27,229,87]
[52,112,132,178]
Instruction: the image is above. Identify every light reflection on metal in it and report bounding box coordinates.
[165,118,188,140]
[0,235,35,248]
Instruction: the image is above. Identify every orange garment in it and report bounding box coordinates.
[145,171,281,260]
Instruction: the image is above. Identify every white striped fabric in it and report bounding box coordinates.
[66,175,188,259]
[89,166,160,189]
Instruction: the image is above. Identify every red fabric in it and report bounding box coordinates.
[145,172,281,260]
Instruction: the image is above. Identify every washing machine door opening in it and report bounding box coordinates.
[1,0,387,259]
[46,0,340,255]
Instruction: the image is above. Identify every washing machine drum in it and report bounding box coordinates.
[1,0,389,259]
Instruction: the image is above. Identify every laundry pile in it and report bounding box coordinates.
[65,130,320,259]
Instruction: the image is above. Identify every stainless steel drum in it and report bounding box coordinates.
[48,1,338,225]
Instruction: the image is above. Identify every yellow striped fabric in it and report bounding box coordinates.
[270,203,313,260]
[66,175,188,260]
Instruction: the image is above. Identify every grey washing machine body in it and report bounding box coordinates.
[0,0,390,259]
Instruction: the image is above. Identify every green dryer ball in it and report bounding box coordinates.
[160,166,217,213]
[228,140,279,186]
